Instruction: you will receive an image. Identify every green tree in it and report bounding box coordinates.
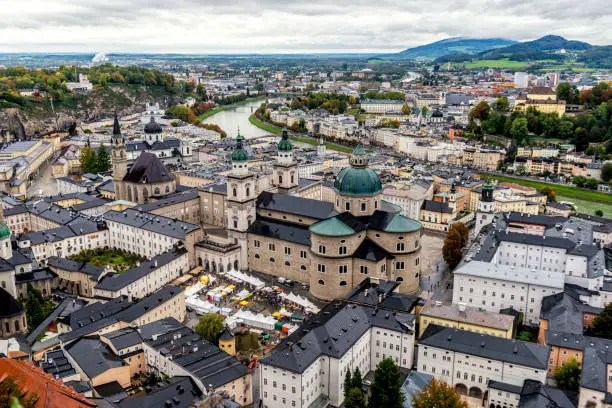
[572,176,587,187]
[351,367,363,390]
[586,303,612,339]
[585,178,599,189]
[554,358,581,391]
[368,359,405,408]
[556,82,577,103]
[538,186,557,202]
[412,378,468,408]
[421,106,429,116]
[558,120,574,139]
[80,146,97,173]
[602,163,612,182]
[492,97,509,112]
[344,369,353,399]
[24,283,51,330]
[96,144,111,173]
[194,313,225,344]
[596,210,604,217]
[345,388,367,408]
[0,376,38,408]
[510,117,529,144]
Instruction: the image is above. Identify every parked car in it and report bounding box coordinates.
[248,360,257,369]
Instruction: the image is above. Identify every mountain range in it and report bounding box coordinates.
[382,37,517,60]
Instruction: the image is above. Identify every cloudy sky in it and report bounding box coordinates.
[0,0,611,53]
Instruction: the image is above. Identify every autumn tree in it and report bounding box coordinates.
[412,378,468,408]
[554,358,581,390]
[194,313,225,344]
[443,224,466,268]
[538,186,556,202]
[469,101,490,122]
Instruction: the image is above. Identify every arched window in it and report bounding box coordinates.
[14,320,19,331]
[142,188,149,203]
[397,243,405,251]
[154,187,160,195]
[279,175,283,184]
[128,186,133,202]
[270,257,275,263]
[233,188,237,197]
[318,279,325,285]
[255,254,260,259]
[339,281,347,286]
[300,265,307,270]
[396,277,404,282]
[134,187,139,202]
[166,185,170,193]
[338,246,347,255]
[285,261,291,266]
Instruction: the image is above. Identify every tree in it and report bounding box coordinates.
[351,367,363,390]
[345,388,367,408]
[443,228,463,268]
[344,369,353,399]
[556,82,578,103]
[194,313,225,344]
[96,144,111,173]
[412,378,468,408]
[401,104,410,115]
[585,178,599,189]
[0,376,38,408]
[368,359,405,408]
[492,97,509,112]
[538,186,556,202]
[554,358,581,391]
[80,146,97,173]
[572,175,587,187]
[596,210,604,217]
[25,283,45,329]
[510,117,529,144]
[587,303,612,339]
[452,222,469,247]
[602,163,612,182]
[469,101,490,122]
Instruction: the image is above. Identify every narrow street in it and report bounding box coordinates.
[419,232,453,302]
[27,161,58,198]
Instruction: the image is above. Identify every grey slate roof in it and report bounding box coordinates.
[40,349,77,379]
[140,318,248,389]
[102,328,143,351]
[118,376,202,408]
[256,191,336,220]
[66,337,126,379]
[95,246,188,293]
[580,347,612,393]
[260,302,414,373]
[540,292,601,333]
[123,152,175,183]
[135,189,199,212]
[545,330,612,353]
[352,238,392,262]
[248,218,311,246]
[421,200,452,213]
[518,380,575,408]
[47,257,104,277]
[419,325,550,370]
[0,288,23,319]
[104,208,199,239]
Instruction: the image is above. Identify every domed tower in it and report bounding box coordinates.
[274,129,298,193]
[226,132,256,270]
[111,112,127,201]
[0,221,12,260]
[333,144,382,217]
[144,116,163,144]
[448,183,457,213]
[474,183,495,237]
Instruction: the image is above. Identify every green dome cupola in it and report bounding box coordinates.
[231,132,249,162]
[277,129,293,152]
[333,144,382,197]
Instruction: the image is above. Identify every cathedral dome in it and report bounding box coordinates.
[277,129,293,152]
[144,117,163,134]
[333,144,382,197]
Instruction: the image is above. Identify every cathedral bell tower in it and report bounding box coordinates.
[226,131,256,270]
[111,112,127,201]
[474,183,495,237]
[274,129,299,193]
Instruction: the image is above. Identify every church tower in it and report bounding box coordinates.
[274,129,299,193]
[111,112,127,201]
[317,135,326,158]
[448,183,457,213]
[474,183,495,237]
[226,132,256,270]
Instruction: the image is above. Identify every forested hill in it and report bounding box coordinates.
[383,37,517,60]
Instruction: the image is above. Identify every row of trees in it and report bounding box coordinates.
[290,92,355,114]
[362,90,405,101]
[80,145,111,174]
[165,105,227,137]
[468,83,612,152]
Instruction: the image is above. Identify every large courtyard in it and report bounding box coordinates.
[68,248,145,273]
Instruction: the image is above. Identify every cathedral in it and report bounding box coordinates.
[110,116,423,300]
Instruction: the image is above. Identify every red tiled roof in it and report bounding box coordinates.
[0,358,96,408]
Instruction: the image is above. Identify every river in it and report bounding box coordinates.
[201,100,269,139]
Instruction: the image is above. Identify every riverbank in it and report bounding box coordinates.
[248,114,353,154]
[198,96,265,122]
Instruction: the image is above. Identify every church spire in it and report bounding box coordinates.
[112,111,121,136]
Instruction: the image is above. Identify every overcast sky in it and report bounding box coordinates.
[0,0,611,53]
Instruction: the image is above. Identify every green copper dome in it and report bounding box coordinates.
[309,217,356,237]
[231,132,249,162]
[278,129,293,152]
[333,167,382,196]
[0,221,10,239]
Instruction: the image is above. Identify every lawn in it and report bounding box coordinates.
[68,248,145,273]
[482,174,612,205]
[248,114,354,154]
[465,58,528,69]
[557,195,612,218]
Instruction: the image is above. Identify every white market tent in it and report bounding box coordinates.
[186,296,220,315]
[225,310,277,331]
[184,281,205,298]
[280,292,320,313]
[225,270,265,289]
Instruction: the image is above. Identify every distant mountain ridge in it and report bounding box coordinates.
[383,37,517,60]
[477,35,593,60]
